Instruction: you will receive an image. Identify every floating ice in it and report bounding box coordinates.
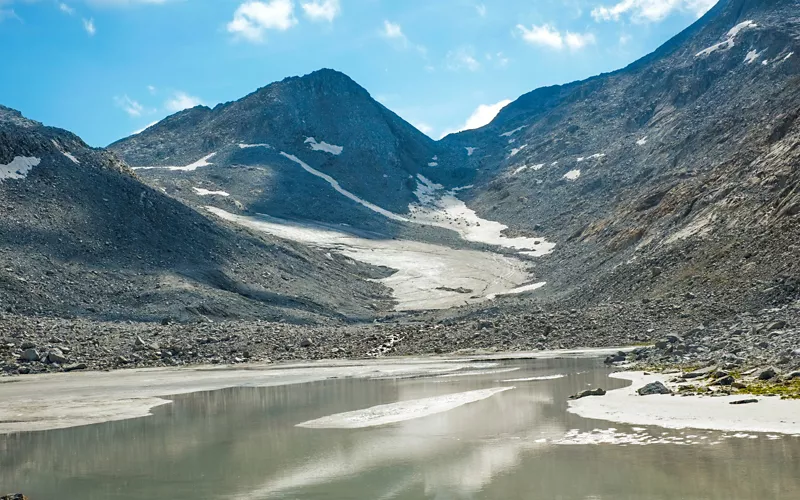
[296,387,514,429]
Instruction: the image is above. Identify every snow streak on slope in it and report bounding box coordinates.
[280,152,409,222]
[193,187,230,197]
[305,137,344,155]
[696,20,757,57]
[0,156,40,181]
[134,153,217,172]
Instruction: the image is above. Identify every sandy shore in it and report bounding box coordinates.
[568,371,800,435]
[0,347,623,434]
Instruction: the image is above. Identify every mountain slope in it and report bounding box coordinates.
[438,0,800,312]
[109,69,450,234]
[0,105,392,323]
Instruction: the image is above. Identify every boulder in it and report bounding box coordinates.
[766,321,787,331]
[19,349,40,362]
[758,367,778,380]
[711,375,735,386]
[637,381,672,396]
[300,338,313,348]
[683,366,717,379]
[569,388,607,400]
[47,349,69,364]
[730,399,759,405]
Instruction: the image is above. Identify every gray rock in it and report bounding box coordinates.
[569,388,607,400]
[710,375,735,386]
[637,381,672,396]
[767,321,787,331]
[730,399,759,405]
[683,365,717,379]
[20,349,40,362]
[300,338,313,348]
[758,367,778,380]
[47,349,68,364]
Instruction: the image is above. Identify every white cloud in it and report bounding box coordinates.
[411,121,434,137]
[565,31,596,50]
[446,47,480,72]
[147,85,156,94]
[165,91,204,112]
[83,17,95,35]
[59,3,74,14]
[619,33,632,45]
[301,0,339,22]
[114,95,144,117]
[476,4,486,17]
[591,0,716,23]
[227,0,297,43]
[516,24,595,51]
[381,20,405,41]
[0,8,20,22]
[440,99,512,138]
[381,20,427,56]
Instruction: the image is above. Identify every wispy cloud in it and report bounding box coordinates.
[440,99,512,138]
[380,20,427,57]
[227,0,297,43]
[591,0,716,23]
[516,24,596,51]
[59,3,75,15]
[446,47,480,72]
[114,95,144,117]
[82,17,95,35]
[301,0,339,22]
[476,4,486,17]
[164,91,203,112]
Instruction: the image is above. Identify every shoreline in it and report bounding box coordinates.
[0,347,624,435]
[568,371,800,435]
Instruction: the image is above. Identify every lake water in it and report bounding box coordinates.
[2,357,800,499]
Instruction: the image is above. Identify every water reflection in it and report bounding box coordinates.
[2,358,799,500]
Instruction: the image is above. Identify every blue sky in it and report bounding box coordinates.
[0,0,717,146]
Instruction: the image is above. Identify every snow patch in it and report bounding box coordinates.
[63,152,80,164]
[0,156,40,181]
[509,145,527,157]
[487,281,546,300]
[428,162,439,167]
[636,137,648,146]
[563,169,581,181]
[777,52,794,64]
[193,187,230,197]
[696,20,757,58]
[409,178,555,255]
[134,153,217,172]
[304,137,343,155]
[531,163,545,171]
[281,152,408,222]
[744,49,760,64]
[465,147,476,156]
[500,126,526,137]
[512,165,528,176]
[238,143,271,149]
[296,387,514,429]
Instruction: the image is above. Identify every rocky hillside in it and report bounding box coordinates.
[109,69,446,234]
[0,106,392,323]
[438,0,800,314]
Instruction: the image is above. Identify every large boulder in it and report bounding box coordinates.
[637,381,672,396]
[569,388,607,400]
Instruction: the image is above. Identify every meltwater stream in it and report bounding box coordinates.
[2,357,800,499]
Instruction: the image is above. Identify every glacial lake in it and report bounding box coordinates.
[2,357,800,499]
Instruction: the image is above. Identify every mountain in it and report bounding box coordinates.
[109,69,451,236]
[436,0,800,313]
[0,105,392,323]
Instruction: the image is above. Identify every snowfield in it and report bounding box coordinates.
[696,20,757,58]
[193,187,230,197]
[0,156,41,181]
